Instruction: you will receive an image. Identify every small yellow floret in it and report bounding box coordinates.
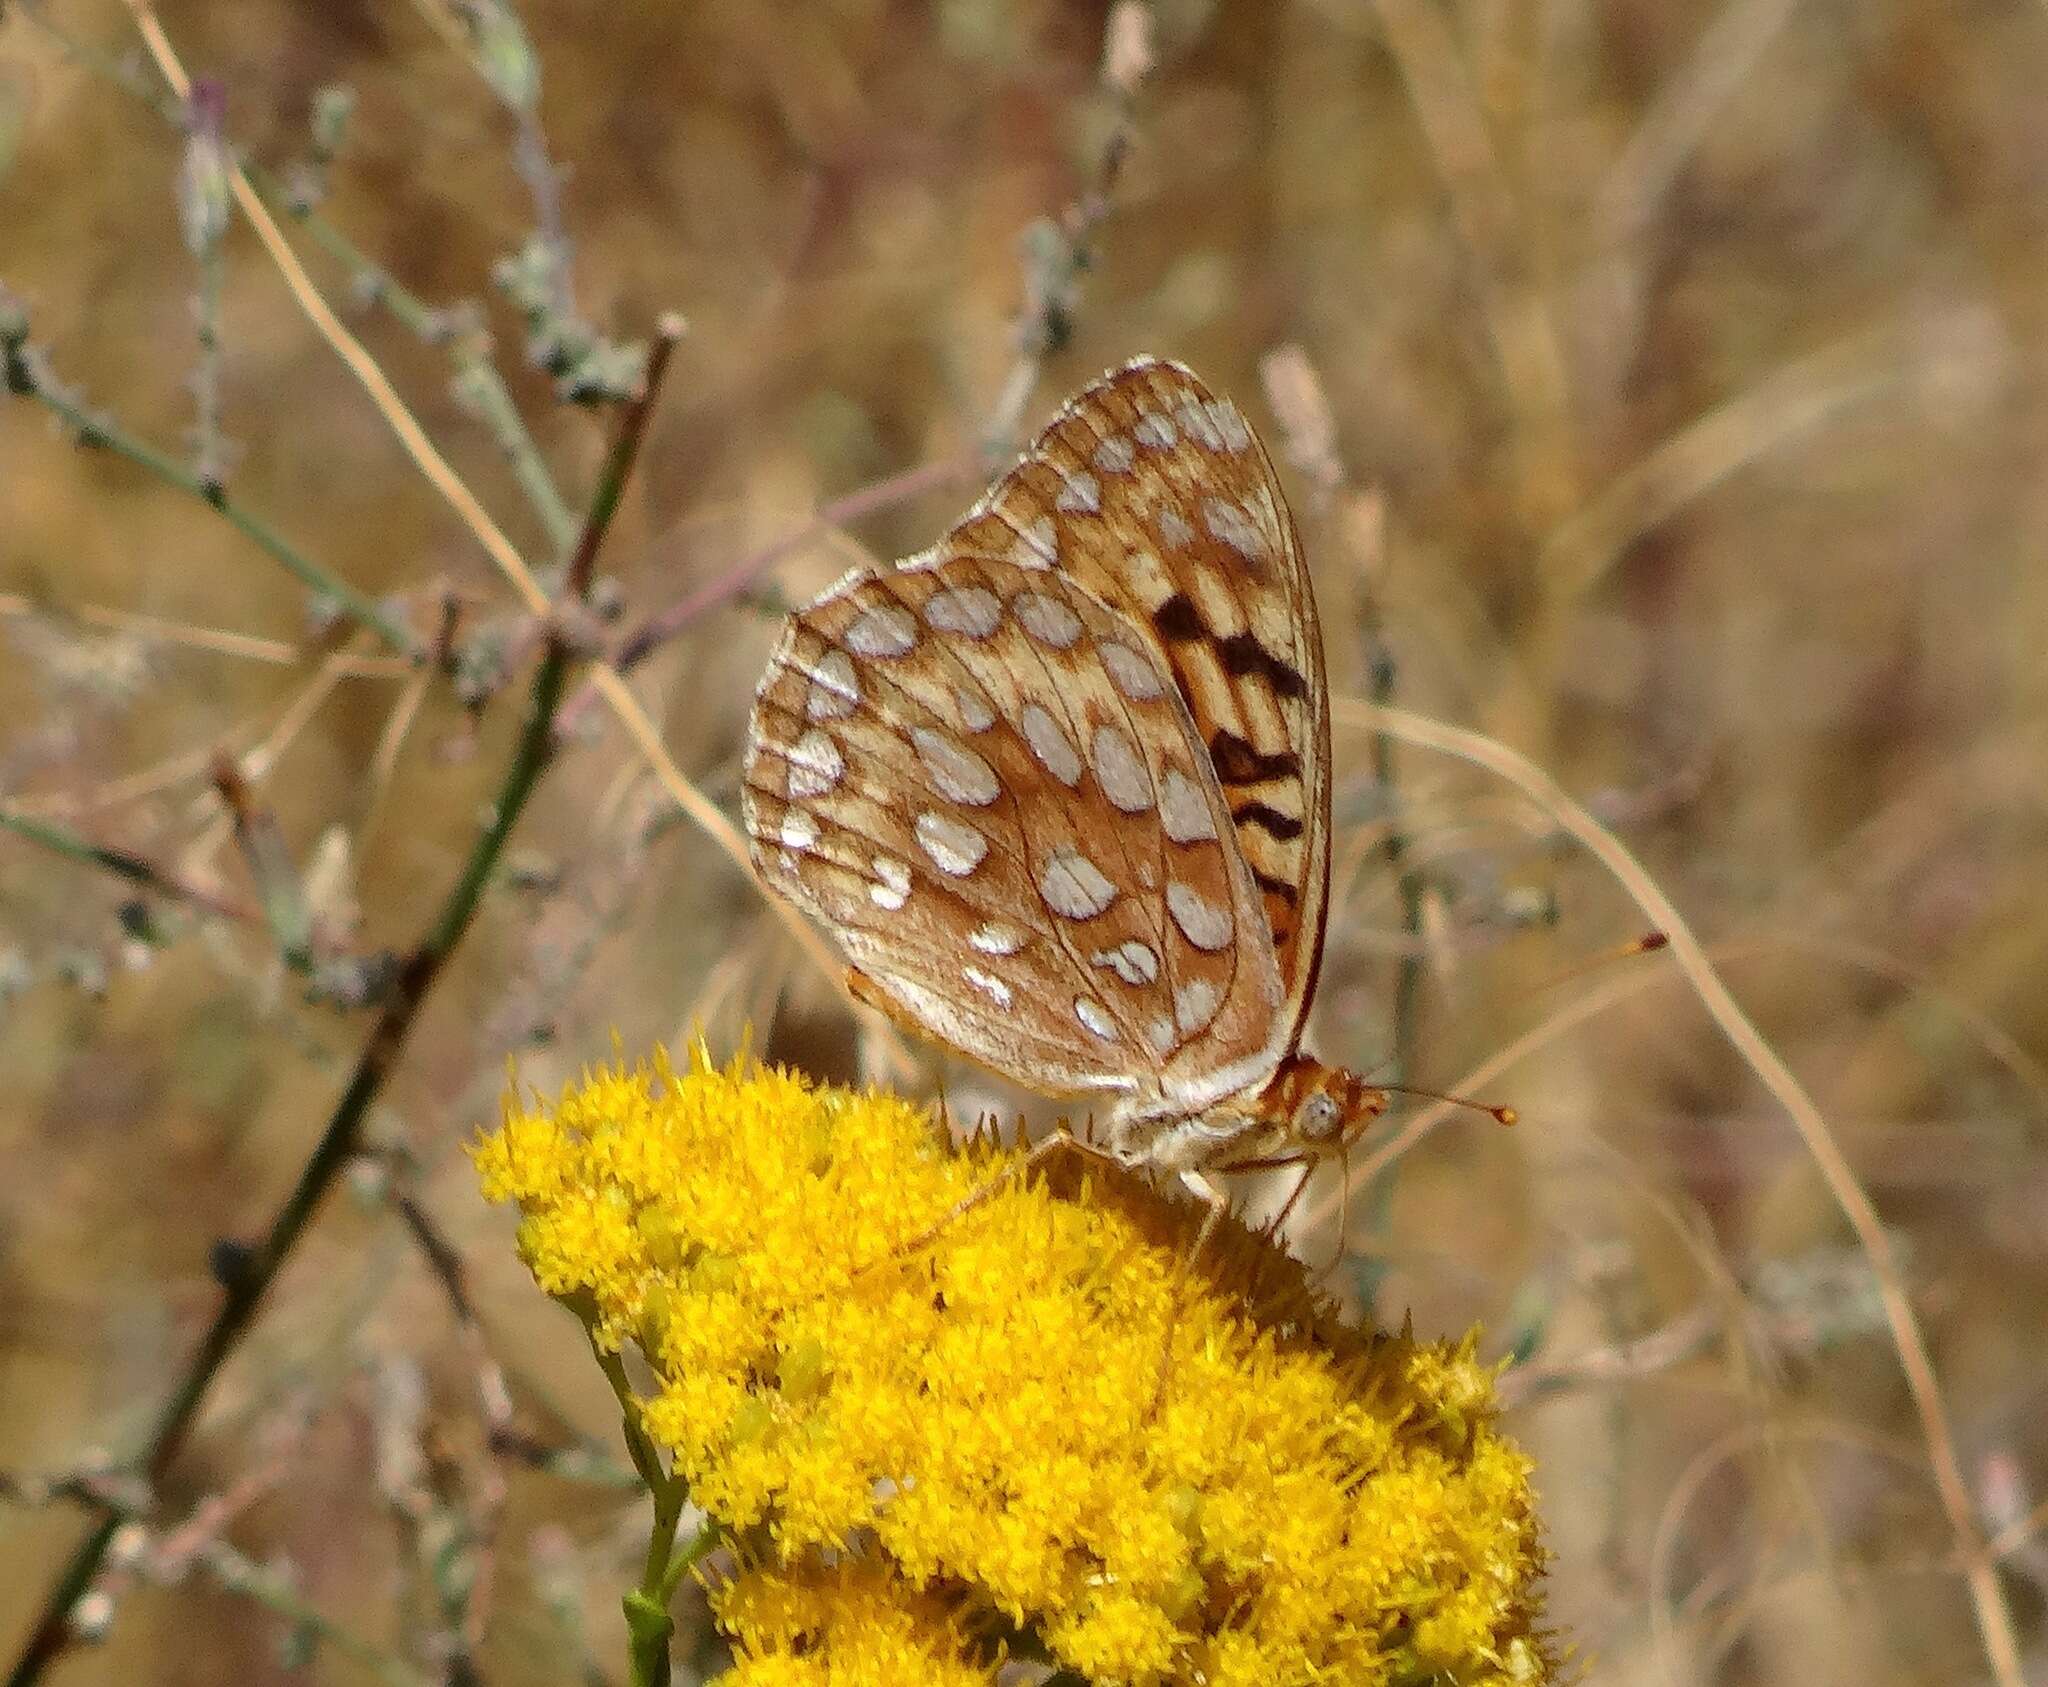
[474,1046,1554,1685]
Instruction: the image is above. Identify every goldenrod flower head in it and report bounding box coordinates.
[475,1046,1554,1685]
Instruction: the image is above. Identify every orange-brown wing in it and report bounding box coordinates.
[942,358,1332,1048]
[744,554,1283,1108]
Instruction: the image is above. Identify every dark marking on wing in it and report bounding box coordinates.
[1231,801,1305,841]
[1152,592,1206,643]
[1252,869,1300,904]
[1216,631,1309,700]
[1209,729,1301,787]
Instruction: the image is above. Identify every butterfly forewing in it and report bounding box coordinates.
[743,356,1329,1128]
[746,552,1281,1100]
[943,358,1332,1044]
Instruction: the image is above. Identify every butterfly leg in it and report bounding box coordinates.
[1262,1155,1352,1272]
[1180,1169,1230,1260]
[1213,1148,1349,1273]
[1270,1158,1320,1240]
[1147,1169,1234,1418]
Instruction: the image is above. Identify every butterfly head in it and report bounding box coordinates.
[1257,1053,1389,1152]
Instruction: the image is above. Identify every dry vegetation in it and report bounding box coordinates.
[3,0,2047,1682]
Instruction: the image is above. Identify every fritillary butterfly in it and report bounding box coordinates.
[743,358,1393,1209]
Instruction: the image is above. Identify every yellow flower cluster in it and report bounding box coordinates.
[474,1047,1553,1685]
[711,1560,987,1687]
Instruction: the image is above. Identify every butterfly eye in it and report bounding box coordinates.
[1298,1092,1343,1141]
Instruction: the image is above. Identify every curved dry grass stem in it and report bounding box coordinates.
[1536,323,1909,602]
[1333,696,2024,1687]
[1648,1419,1929,1679]
[115,0,911,1075]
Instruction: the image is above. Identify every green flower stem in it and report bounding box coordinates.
[595,1346,714,1687]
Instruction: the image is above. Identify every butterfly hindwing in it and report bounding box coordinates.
[744,552,1282,1100]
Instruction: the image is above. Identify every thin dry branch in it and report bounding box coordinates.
[0,806,257,925]
[1494,1302,1721,1410]
[0,596,409,673]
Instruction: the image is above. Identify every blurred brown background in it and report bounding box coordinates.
[4,0,2047,1681]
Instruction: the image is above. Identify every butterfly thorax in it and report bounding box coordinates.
[1109,1051,1389,1173]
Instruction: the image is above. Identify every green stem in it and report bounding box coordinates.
[623,1508,687,1687]
[0,807,254,924]
[454,346,582,556]
[594,1349,670,1498]
[0,328,417,656]
[596,1348,705,1687]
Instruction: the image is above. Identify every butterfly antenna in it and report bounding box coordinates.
[1530,929,1669,992]
[1377,1084,1518,1128]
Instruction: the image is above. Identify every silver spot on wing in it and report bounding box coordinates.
[912,727,1001,807]
[844,602,917,658]
[1166,881,1233,951]
[1038,846,1118,921]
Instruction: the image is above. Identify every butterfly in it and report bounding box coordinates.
[742,357,1440,1227]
